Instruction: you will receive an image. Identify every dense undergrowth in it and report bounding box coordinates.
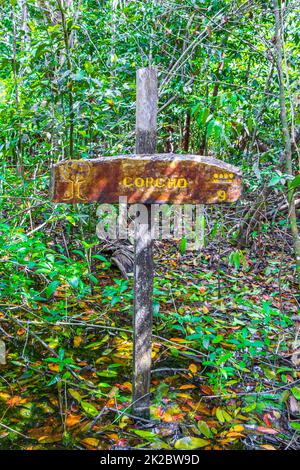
[0,0,300,451]
[0,211,299,449]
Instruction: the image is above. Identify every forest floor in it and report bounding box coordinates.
[0,231,300,450]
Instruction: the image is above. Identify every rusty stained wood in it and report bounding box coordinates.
[51,154,242,205]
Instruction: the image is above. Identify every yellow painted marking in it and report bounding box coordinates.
[123,177,133,187]
[212,172,235,184]
[135,177,144,188]
[217,190,227,201]
[59,160,91,201]
[122,176,188,189]
[156,178,165,188]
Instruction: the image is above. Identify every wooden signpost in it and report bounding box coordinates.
[51,154,242,205]
[51,67,242,420]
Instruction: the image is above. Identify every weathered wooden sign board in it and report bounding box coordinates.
[51,67,242,421]
[51,154,242,205]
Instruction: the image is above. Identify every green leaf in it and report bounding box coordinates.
[216,408,225,423]
[212,334,223,344]
[206,119,215,139]
[268,174,282,187]
[291,387,300,400]
[290,422,300,431]
[81,401,99,417]
[131,429,158,441]
[85,336,109,350]
[47,374,60,386]
[153,301,160,315]
[280,390,289,403]
[58,348,65,361]
[289,174,300,190]
[68,276,80,289]
[96,369,118,378]
[242,402,256,412]
[222,410,232,422]
[197,421,213,438]
[66,215,76,226]
[213,120,223,139]
[45,281,60,298]
[92,254,108,262]
[196,107,209,125]
[174,436,209,449]
[69,389,83,403]
[179,237,187,255]
[201,108,210,124]
[247,117,253,133]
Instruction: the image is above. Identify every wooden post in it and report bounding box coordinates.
[132,67,157,419]
[0,339,6,365]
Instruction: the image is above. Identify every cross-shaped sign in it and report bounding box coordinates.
[51,67,242,420]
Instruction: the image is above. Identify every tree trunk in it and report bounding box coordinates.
[183,111,191,152]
